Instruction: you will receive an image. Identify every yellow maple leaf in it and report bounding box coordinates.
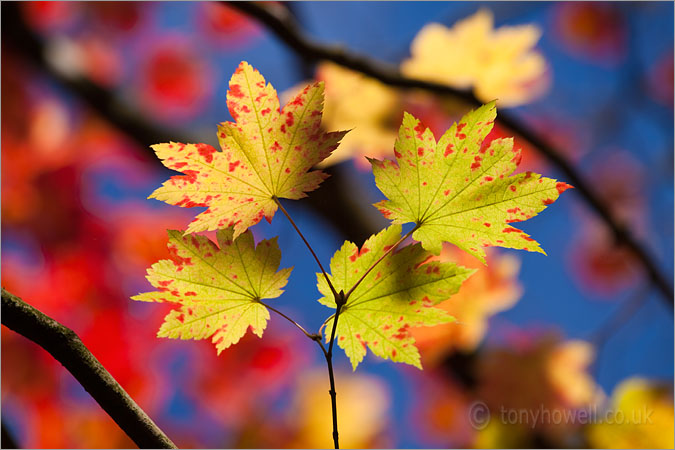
[149,61,347,237]
[401,9,549,107]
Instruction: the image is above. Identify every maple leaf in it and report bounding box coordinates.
[371,102,572,262]
[317,225,474,369]
[311,63,399,167]
[132,228,292,354]
[149,61,347,237]
[280,63,399,169]
[401,9,548,107]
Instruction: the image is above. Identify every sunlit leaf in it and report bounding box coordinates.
[132,228,292,354]
[149,61,347,237]
[317,225,474,369]
[371,102,572,262]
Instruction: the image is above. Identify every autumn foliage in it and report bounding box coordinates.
[3,3,672,449]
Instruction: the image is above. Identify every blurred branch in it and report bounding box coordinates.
[1,421,19,449]
[590,285,651,346]
[3,1,670,304]
[589,284,652,379]
[1,1,377,245]
[227,1,674,307]
[1,288,177,449]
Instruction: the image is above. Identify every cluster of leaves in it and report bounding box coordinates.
[291,9,549,168]
[133,61,570,370]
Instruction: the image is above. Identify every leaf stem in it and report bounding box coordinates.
[317,314,333,337]
[274,197,340,300]
[344,225,419,301]
[272,196,348,448]
[259,300,318,340]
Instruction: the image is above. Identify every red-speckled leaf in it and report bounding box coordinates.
[371,102,572,262]
[150,61,347,237]
[132,228,292,354]
[317,225,474,369]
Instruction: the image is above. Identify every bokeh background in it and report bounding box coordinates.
[2,2,673,448]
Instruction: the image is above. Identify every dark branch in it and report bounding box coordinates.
[588,284,652,379]
[4,0,669,304]
[1,1,377,246]
[1,288,177,449]
[591,284,652,347]
[1,421,19,449]
[227,1,673,306]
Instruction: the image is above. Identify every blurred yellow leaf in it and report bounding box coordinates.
[318,63,400,167]
[288,370,391,449]
[547,339,596,407]
[473,420,530,449]
[401,9,549,107]
[587,377,674,449]
[412,245,522,364]
[282,63,399,168]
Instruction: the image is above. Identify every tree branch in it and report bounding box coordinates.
[227,1,673,307]
[1,288,176,449]
[1,421,19,449]
[2,1,379,248]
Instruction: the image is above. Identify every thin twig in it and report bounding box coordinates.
[1,288,176,449]
[344,226,418,301]
[588,284,652,378]
[590,284,652,346]
[259,300,317,340]
[274,197,340,300]
[227,1,673,307]
[318,315,333,338]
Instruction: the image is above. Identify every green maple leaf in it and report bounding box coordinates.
[149,61,347,237]
[317,225,474,369]
[371,102,572,262]
[132,228,292,354]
